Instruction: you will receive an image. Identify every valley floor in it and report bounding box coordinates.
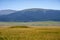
[0,26,60,40]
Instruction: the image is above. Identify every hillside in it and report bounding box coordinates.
[0,8,60,22]
[0,9,16,15]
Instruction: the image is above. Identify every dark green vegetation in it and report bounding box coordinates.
[10,26,29,28]
[0,8,60,22]
[0,26,60,40]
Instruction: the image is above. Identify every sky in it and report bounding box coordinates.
[0,0,60,10]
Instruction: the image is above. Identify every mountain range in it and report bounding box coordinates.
[0,9,16,15]
[0,8,60,22]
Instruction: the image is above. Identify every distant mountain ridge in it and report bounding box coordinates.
[0,8,60,22]
[0,9,16,15]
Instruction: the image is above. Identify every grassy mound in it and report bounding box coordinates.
[10,26,29,28]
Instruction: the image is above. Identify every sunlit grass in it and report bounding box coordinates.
[0,26,60,40]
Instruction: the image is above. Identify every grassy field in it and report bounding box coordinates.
[0,26,60,40]
[0,21,60,40]
[0,21,60,27]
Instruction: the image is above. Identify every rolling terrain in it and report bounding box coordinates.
[0,8,60,40]
[0,8,60,22]
[0,9,16,15]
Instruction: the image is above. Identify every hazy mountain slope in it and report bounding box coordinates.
[0,9,16,15]
[0,8,60,22]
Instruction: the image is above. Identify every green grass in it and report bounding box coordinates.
[0,21,60,26]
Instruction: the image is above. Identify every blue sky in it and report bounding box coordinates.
[0,0,60,10]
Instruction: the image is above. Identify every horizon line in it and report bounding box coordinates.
[0,8,60,11]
